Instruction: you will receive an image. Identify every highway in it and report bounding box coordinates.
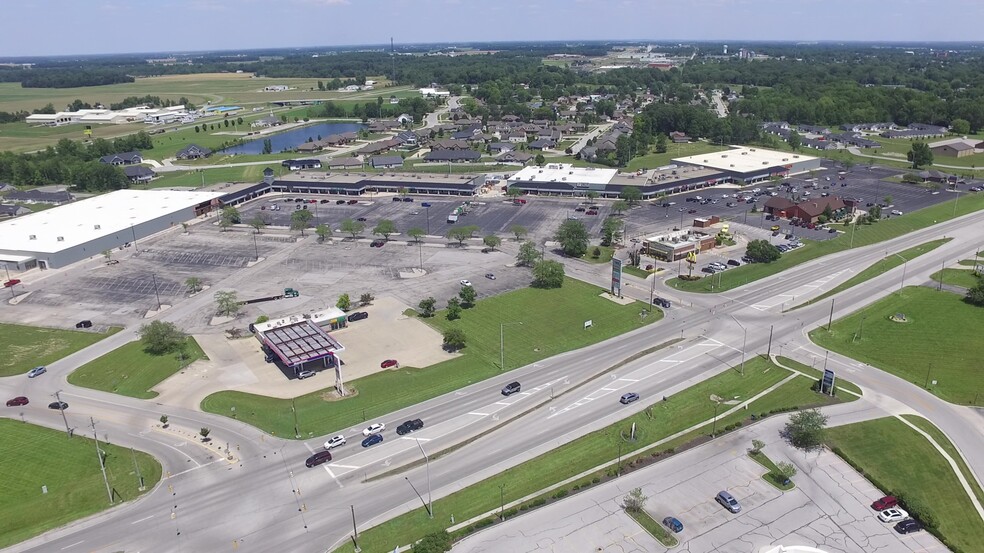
[3,207,984,553]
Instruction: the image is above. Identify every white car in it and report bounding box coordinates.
[459,279,472,287]
[878,507,908,523]
[890,209,903,216]
[362,423,385,436]
[324,435,346,450]
[297,370,316,379]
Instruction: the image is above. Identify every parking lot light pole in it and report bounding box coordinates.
[499,321,524,371]
[729,315,747,375]
[151,274,162,311]
[252,233,259,261]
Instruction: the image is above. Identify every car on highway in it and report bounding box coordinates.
[396,419,424,435]
[27,366,46,378]
[871,496,898,510]
[878,508,908,523]
[619,392,640,404]
[347,311,368,322]
[653,297,671,308]
[485,273,496,280]
[716,490,741,513]
[459,279,472,287]
[356,217,368,222]
[6,396,29,407]
[662,516,684,533]
[305,451,333,468]
[362,434,384,448]
[890,209,903,216]
[894,519,923,534]
[363,423,385,436]
[48,401,69,410]
[501,381,521,396]
[297,370,316,379]
[380,359,399,369]
[324,435,346,450]
[687,209,697,214]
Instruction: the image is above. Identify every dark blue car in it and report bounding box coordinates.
[662,516,684,533]
[362,434,384,448]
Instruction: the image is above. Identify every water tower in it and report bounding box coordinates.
[723,44,728,55]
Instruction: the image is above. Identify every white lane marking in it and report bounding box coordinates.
[322,465,343,489]
[169,457,226,477]
[400,436,432,441]
[493,401,511,406]
[329,464,360,469]
[61,541,84,550]
[620,378,640,382]
[467,412,489,416]
[304,442,316,453]
[131,515,155,524]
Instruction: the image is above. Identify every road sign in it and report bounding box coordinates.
[611,257,623,297]
[821,369,836,396]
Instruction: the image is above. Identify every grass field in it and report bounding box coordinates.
[931,268,981,289]
[67,338,206,399]
[668,192,984,293]
[626,142,729,171]
[0,420,161,549]
[0,323,121,377]
[826,417,984,553]
[201,278,659,436]
[810,287,984,405]
[777,356,863,396]
[333,356,853,553]
[900,415,984,507]
[143,165,271,189]
[790,239,949,310]
[580,245,615,263]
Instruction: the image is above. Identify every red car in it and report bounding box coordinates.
[380,359,399,369]
[6,396,29,407]
[586,210,598,215]
[871,496,898,511]
[3,279,20,288]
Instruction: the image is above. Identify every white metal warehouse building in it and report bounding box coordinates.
[0,190,221,271]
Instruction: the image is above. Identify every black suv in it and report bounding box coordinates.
[75,320,93,329]
[305,451,332,468]
[894,519,922,534]
[396,419,424,435]
[501,381,521,396]
[347,312,369,322]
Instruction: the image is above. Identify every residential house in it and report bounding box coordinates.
[358,138,402,155]
[763,196,796,217]
[502,115,522,123]
[282,159,322,170]
[396,114,413,125]
[496,151,533,165]
[798,124,831,135]
[176,144,212,160]
[788,197,846,223]
[0,183,15,193]
[370,155,404,169]
[295,142,324,153]
[396,131,419,147]
[252,114,282,128]
[669,131,691,143]
[0,204,30,217]
[123,165,156,183]
[328,157,363,170]
[506,131,528,143]
[577,146,598,161]
[367,120,401,133]
[430,139,471,151]
[99,151,143,165]
[4,189,72,204]
[488,142,514,154]
[423,150,481,163]
[527,139,556,150]
[801,138,837,151]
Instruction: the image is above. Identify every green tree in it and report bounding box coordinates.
[950,118,971,135]
[506,186,523,199]
[775,461,797,482]
[749,439,765,455]
[214,290,241,317]
[907,142,933,169]
[418,296,437,317]
[555,219,589,257]
[509,224,528,241]
[619,186,642,207]
[249,215,266,234]
[340,218,365,238]
[411,531,452,553]
[139,321,186,355]
[534,153,546,165]
[262,139,273,155]
[446,227,470,246]
[185,277,203,294]
[611,200,628,215]
[102,249,112,261]
[336,293,351,311]
[290,209,313,235]
[459,285,477,307]
[315,223,332,243]
[601,216,624,246]
[868,205,882,220]
[965,276,984,307]
[220,206,241,230]
[586,190,599,201]
[483,234,502,250]
[884,195,893,206]
[373,219,397,240]
[622,487,647,513]
[532,259,565,288]
[654,133,668,154]
[784,408,828,451]
[446,297,462,320]
[788,130,802,151]
[516,240,541,267]
[407,227,425,242]
[442,328,466,352]
[745,239,781,263]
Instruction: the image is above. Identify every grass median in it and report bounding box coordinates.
[810,286,984,405]
[776,356,863,396]
[0,323,121,377]
[0,420,162,549]
[789,239,949,310]
[68,338,206,399]
[900,415,984,507]
[332,356,856,553]
[626,509,678,547]
[931,268,981,289]
[201,278,660,437]
[668,193,984,293]
[826,417,984,553]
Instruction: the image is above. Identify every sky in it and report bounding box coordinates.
[2,0,982,57]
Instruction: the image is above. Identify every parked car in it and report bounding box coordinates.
[297,370,316,380]
[347,311,369,322]
[662,516,684,533]
[48,401,69,410]
[320,199,331,204]
[305,451,333,468]
[361,434,384,448]
[336,199,347,205]
[6,396,29,407]
[75,320,93,329]
[894,519,923,534]
[619,392,640,404]
[362,423,386,436]
[871,496,898,511]
[701,266,718,274]
[501,381,521,396]
[716,491,741,513]
[392,197,402,202]
[3,279,21,287]
[727,259,741,267]
[890,209,903,216]
[396,419,424,435]
[878,508,909,523]
[402,197,414,203]
[370,240,385,247]
[324,435,346,450]
[574,207,586,212]
[459,279,472,287]
[380,359,399,369]
[27,366,46,378]
[485,273,496,280]
[687,209,698,214]
[585,210,598,215]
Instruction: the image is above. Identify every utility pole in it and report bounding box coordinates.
[351,505,361,553]
[131,447,145,491]
[938,261,945,291]
[766,325,774,357]
[827,298,835,331]
[498,484,506,521]
[90,417,114,505]
[649,270,656,307]
[54,390,71,437]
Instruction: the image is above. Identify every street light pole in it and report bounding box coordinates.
[405,477,429,516]
[252,232,259,261]
[151,274,162,311]
[350,505,361,553]
[891,252,908,293]
[415,439,433,518]
[498,483,506,521]
[711,401,720,437]
[729,315,747,375]
[499,321,523,371]
[90,417,114,505]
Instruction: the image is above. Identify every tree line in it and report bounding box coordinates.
[0,132,153,190]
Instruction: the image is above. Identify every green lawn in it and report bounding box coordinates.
[826,417,984,553]
[0,420,161,549]
[201,278,659,437]
[67,338,206,399]
[0,323,121,377]
[900,415,984,507]
[931,268,981,290]
[669,192,984,293]
[810,287,984,405]
[580,245,615,264]
[790,239,949,310]
[957,259,983,267]
[142,165,271,189]
[626,142,729,171]
[627,509,678,547]
[335,356,852,553]
[776,356,863,396]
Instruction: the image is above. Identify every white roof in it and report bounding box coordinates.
[673,147,818,174]
[25,114,58,121]
[0,190,221,254]
[509,163,617,186]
